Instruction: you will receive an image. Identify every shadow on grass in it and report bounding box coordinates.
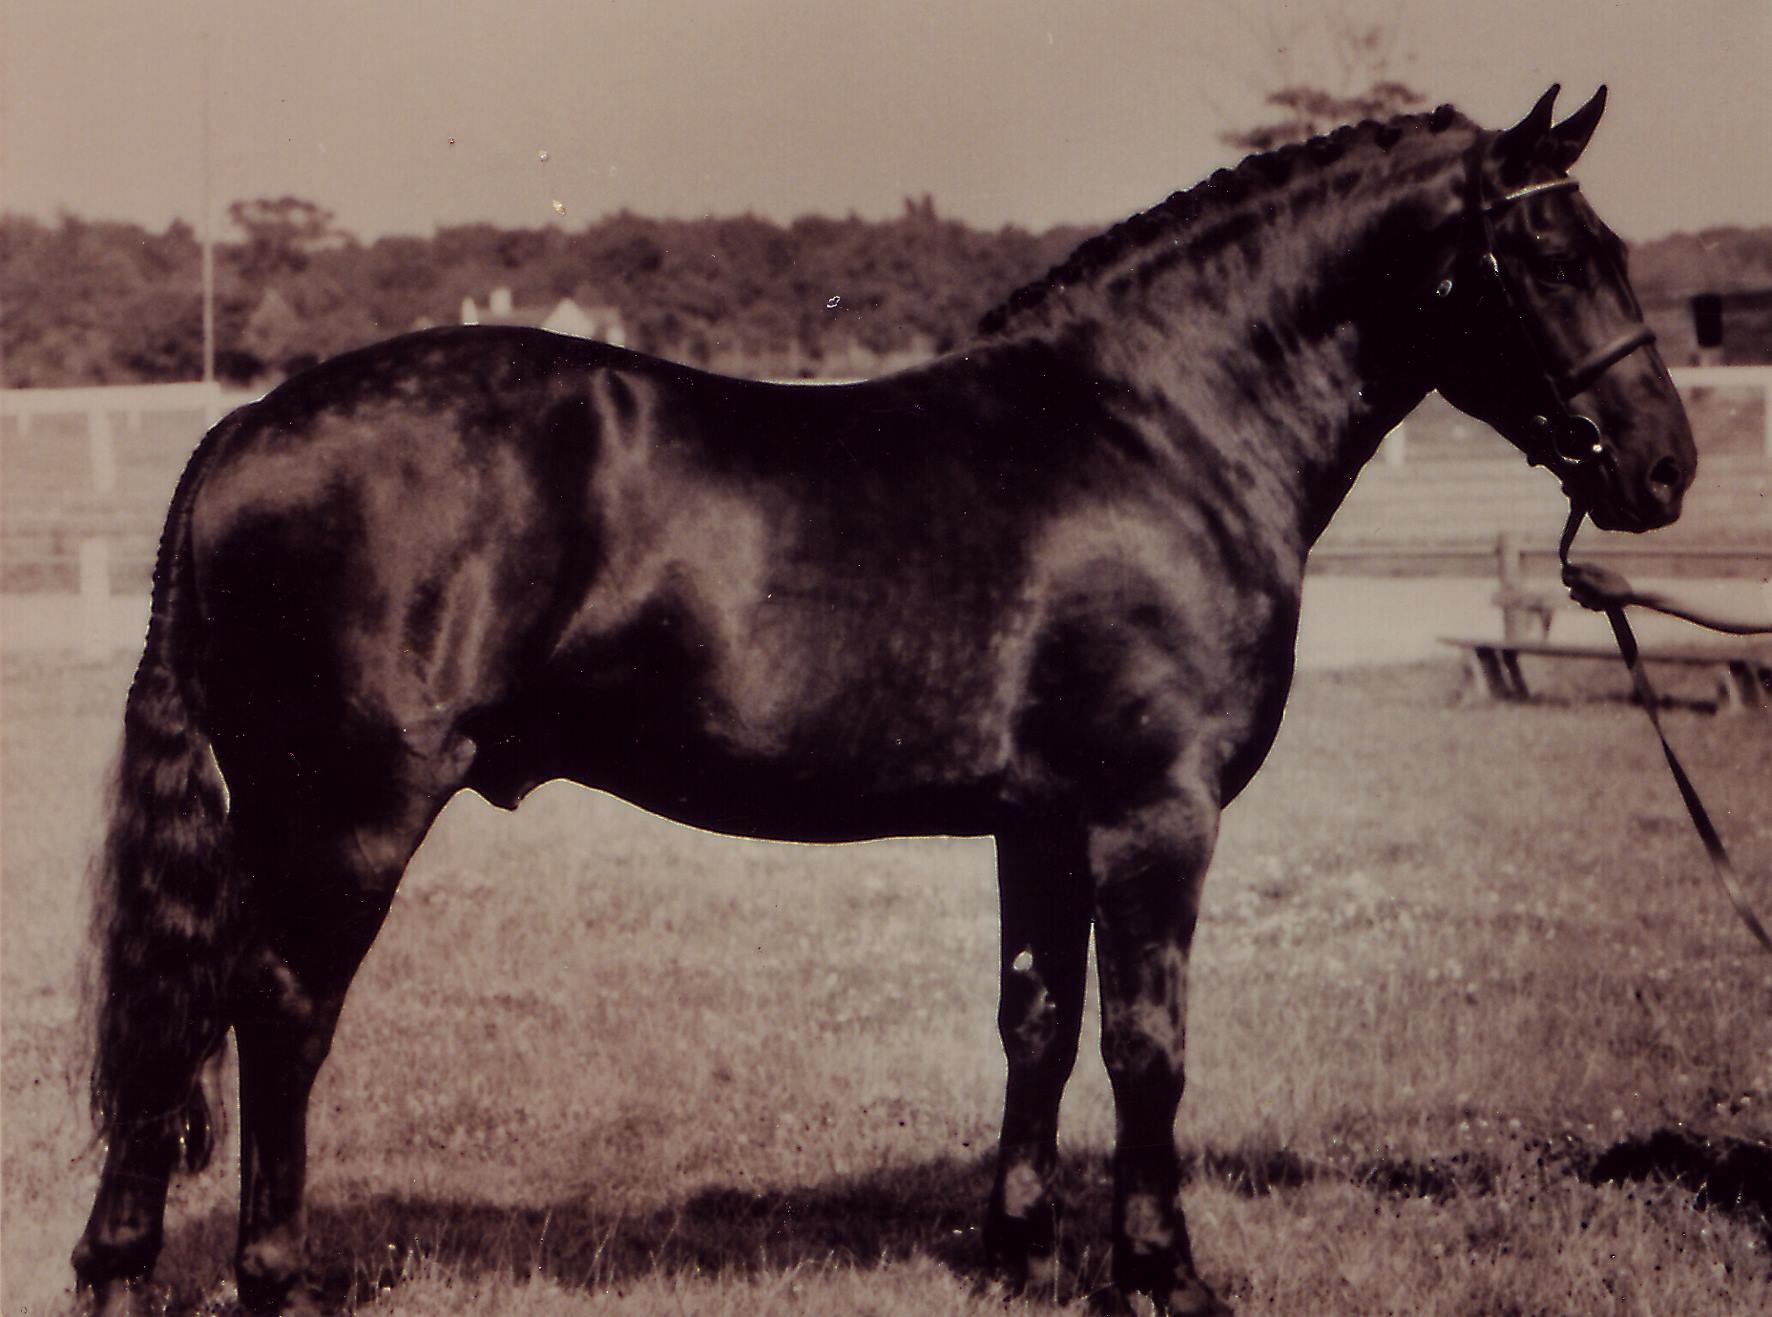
[1587,1129,1772,1229]
[1198,1141,1496,1203]
[310,1155,1006,1304]
[147,1128,1770,1311]
[171,1153,1039,1312]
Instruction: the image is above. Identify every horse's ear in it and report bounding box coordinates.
[1545,85,1607,171]
[1494,84,1561,179]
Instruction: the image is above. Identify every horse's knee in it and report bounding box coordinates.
[999,948,1078,1065]
[1098,941,1190,1088]
[1090,786,1215,1086]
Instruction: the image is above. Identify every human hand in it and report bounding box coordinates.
[1561,561,1635,611]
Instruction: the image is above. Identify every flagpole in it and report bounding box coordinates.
[200,14,216,384]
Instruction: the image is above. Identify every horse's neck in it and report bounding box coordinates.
[991,131,1473,548]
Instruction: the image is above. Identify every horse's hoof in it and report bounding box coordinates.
[280,1288,331,1317]
[1087,1277,1233,1315]
[985,1248,1059,1300]
[239,1278,329,1316]
[1154,1275,1234,1316]
[1024,1250,1059,1293]
[1083,1284,1139,1316]
[80,1279,156,1317]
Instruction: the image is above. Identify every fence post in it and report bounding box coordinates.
[1496,530,1526,643]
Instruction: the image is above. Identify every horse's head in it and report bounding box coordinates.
[1427,86,1695,532]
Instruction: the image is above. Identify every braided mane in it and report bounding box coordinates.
[977,103,1470,338]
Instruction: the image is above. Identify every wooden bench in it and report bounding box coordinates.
[1491,584,1567,642]
[1439,636,1772,712]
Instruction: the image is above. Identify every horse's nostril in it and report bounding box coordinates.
[1648,457,1684,500]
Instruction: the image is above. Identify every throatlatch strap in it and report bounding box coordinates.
[1559,506,1772,957]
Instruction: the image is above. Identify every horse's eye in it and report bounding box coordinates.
[1531,249,1586,290]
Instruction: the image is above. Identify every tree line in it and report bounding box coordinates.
[0,197,1087,388]
[4,192,1769,389]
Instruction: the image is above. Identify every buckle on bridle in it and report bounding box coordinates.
[1534,324,1657,470]
[1533,411,1607,468]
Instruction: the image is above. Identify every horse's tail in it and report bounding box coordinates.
[88,424,239,1173]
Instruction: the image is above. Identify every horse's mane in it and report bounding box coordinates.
[977,103,1472,338]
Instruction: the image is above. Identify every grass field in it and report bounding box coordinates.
[3,651,1770,1314]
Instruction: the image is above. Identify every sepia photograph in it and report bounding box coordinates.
[3,2,1770,1312]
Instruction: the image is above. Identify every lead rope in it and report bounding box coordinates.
[1559,505,1772,956]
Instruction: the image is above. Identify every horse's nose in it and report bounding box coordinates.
[1643,454,1688,518]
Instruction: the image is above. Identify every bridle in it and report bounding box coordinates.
[1436,137,1658,473]
[1433,138,1772,960]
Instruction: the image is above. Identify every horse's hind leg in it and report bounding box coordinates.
[985,820,1091,1290]
[72,1134,179,1315]
[225,728,466,1312]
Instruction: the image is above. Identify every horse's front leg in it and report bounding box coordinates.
[1090,781,1231,1317]
[985,820,1092,1290]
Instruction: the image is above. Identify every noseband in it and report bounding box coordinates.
[1438,140,1658,471]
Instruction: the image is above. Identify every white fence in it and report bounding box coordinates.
[2,383,248,656]
[1380,364,1772,466]
[2,382,233,494]
[1669,364,1772,458]
[4,371,1770,657]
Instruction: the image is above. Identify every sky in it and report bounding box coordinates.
[4,0,1769,245]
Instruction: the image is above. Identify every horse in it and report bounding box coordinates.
[74,86,1693,1315]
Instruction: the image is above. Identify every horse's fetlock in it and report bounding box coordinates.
[1001,1160,1049,1219]
[72,1223,161,1289]
[236,1236,307,1310]
[984,1206,1058,1284]
[1120,1190,1178,1254]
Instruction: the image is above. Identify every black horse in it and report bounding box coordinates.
[76,87,1693,1314]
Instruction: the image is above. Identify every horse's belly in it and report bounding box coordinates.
[463,700,1005,843]
[580,756,1001,844]
[459,630,1015,842]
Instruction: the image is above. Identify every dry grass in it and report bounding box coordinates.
[3,651,1769,1314]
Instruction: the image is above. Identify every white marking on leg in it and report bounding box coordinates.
[204,740,231,816]
[1123,1191,1176,1254]
[1003,1161,1045,1218]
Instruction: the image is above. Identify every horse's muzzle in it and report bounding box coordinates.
[1580,448,1690,532]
